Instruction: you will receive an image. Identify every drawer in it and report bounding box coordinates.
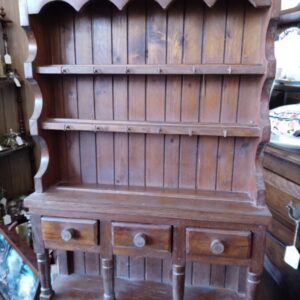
[112,222,172,254]
[41,217,99,250]
[186,228,251,259]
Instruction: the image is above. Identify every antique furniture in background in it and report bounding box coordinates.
[0,7,33,203]
[263,7,300,300]
[20,0,280,299]
[264,145,300,300]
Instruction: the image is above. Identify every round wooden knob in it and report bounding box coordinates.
[61,228,75,242]
[133,233,147,248]
[210,240,224,255]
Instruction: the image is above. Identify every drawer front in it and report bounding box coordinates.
[186,228,251,259]
[41,217,98,249]
[112,222,172,254]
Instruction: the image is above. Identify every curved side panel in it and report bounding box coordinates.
[255,10,279,206]
[33,136,50,193]
[22,26,37,79]
[26,0,273,14]
[27,79,43,136]
[20,20,54,191]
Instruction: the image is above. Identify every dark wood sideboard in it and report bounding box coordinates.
[19,0,280,299]
[264,145,300,300]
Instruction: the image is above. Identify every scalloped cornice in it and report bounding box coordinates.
[26,0,272,14]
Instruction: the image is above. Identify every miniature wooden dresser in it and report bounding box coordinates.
[20,0,280,299]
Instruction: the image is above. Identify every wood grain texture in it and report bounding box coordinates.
[37,64,266,74]
[25,184,271,225]
[41,118,261,137]
[263,145,300,186]
[264,168,300,229]
[126,0,147,280]
[41,217,98,246]
[28,0,273,198]
[112,222,172,254]
[51,274,245,300]
[186,228,252,259]
[20,0,280,298]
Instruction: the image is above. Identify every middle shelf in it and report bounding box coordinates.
[36,64,266,75]
[41,118,261,137]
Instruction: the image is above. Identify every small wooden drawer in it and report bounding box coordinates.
[186,228,251,259]
[41,217,99,251]
[112,222,172,255]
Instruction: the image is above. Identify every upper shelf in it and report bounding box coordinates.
[36,64,266,76]
[26,0,272,14]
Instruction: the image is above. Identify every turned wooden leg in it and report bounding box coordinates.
[36,251,54,300]
[172,264,185,300]
[245,271,261,300]
[102,258,115,300]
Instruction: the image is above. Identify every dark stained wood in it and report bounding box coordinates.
[186,228,252,259]
[41,217,98,247]
[192,262,210,286]
[37,252,55,300]
[225,266,240,291]
[210,265,226,288]
[0,144,34,198]
[172,265,185,300]
[246,272,261,300]
[264,169,300,229]
[179,0,202,192]
[216,0,244,192]
[74,3,96,185]
[93,2,114,188]
[198,0,226,191]
[31,215,54,299]
[263,145,300,185]
[112,222,172,254]
[41,118,262,137]
[73,4,96,274]
[116,255,129,279]
[264,234,300,300]
[51,274,244,300]
[126,0,147,281]
[163,0,182,191]
[57,250,73,275]
[268,218,300,249]
[37,64,266,74]
[162,257,172,283]
[21,0,279,298]
[102,258,115,300]
[263,144,300,300]
[25,184,271,225]
[111,5,130,278]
